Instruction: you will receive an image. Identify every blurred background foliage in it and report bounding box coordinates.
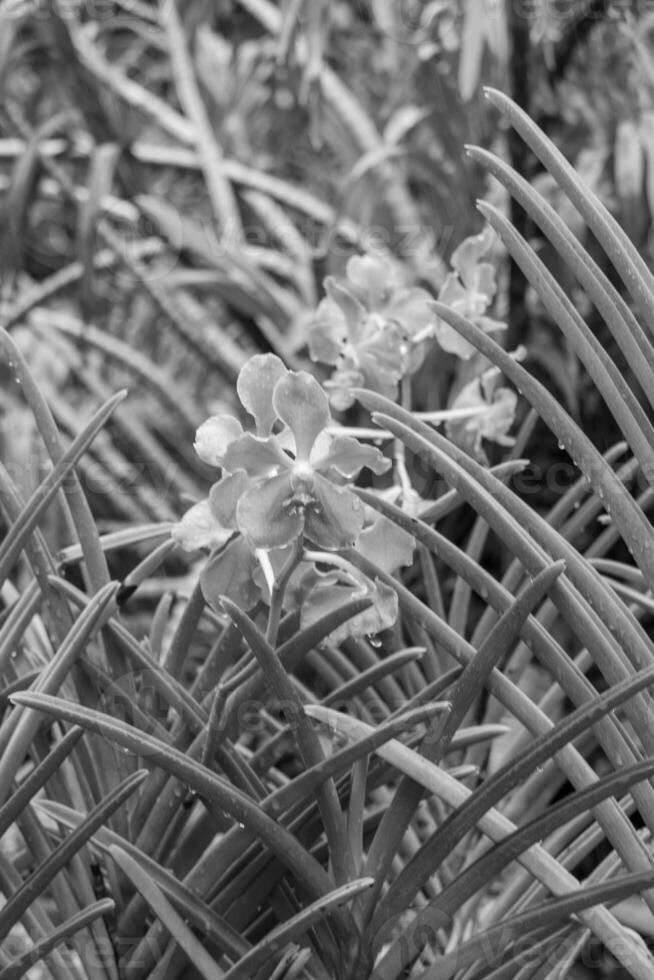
[1,0,653,540]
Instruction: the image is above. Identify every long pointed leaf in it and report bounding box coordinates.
[222,597,352,883]
[476,199,654,485]
[0,726,83,837]
[306,706,654,979]
[483,87,654,337]
[108,844,225,980]
[8,690,335,902]
[467,144,654,412]
[0,900,115,980]
[0,392,126,587]
[0,770,146,939]
[33,798,250,962]
[0,326,109,592]
[222,878,375,980]
[436,562,565,756]
[0,582,119,803]
[416,871,654,980]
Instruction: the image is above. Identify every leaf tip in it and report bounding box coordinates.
[482,86,503,103]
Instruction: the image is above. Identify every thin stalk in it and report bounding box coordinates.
[266,538,303,645]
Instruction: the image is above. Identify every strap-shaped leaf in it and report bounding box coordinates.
[358,560,564,925]
[222,878,374,980]
[108,844,225,980]
[351,389,654,765]
[0,900,115,980]
[306,706,654,980]
[270,703,450,817]
[434,562,565,758]
[478,200,654,490]
[483,87,654,338]
[443,758,654,921]
[380,648,654,926]
[0,726,83,837]
[0,391,126,588]
[0,581,119,803]
[33,798,250,962]
[0,581,41,677]
[416,869,654,980]
[467,144,654,412]
[222,596,353,885]
[0,325,110,592]
[0,769,146,939]
[377,757,654,979]
[8,690,334,902]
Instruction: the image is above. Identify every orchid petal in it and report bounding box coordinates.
[236,472,303,549]
[476,314,507,334]
[473,262,497,305]
[304,475,364,549]
[324,369,363,411]
[209,471,249,528]
[325,278,367,337]
[223,432,290,477]
[172,498,233,552]
[346,254,396,309]
[446,378,517,460]
[301,575,398,644]
[356,320,407,371]
[273,371,331,462]
[357,514,415,574]
[432,306,476,359]
[385,287,436,336]
[200,536,260,611]
[438,272,469,309]
[317,434,390,478]
[308,298,347,365]
[237,354,288,435]
[194,415,243,466]
[451,226,495,288]
[310,429,333,462]
[482,387,518,444]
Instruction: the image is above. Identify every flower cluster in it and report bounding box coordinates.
[308,229,510,412]
[174,353,390,555]
[308,254,436,409]
[171,226,518,639]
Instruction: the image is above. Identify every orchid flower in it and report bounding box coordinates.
[435,226,506,358]
[308,253,436,409]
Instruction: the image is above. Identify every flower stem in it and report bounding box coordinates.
[394,376,414,498]
[265,537,303,645]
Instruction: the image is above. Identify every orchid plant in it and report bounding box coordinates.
[10,82,654,980]
[174,227,516,645]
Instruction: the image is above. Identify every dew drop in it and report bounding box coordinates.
[368,634,382,648]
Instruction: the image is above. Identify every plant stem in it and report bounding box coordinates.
[265,538,303,645]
